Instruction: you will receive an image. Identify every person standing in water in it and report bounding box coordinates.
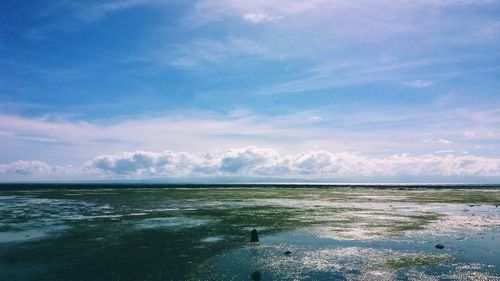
[250,229,259,242]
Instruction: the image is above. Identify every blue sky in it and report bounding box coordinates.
[1,0,500,182]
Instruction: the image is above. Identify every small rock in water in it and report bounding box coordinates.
[250,229,259,242]
[250,271,261,281]
[284,251,291,255]
[435,244,445,249]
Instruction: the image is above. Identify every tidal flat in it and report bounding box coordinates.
[0,185,499,280]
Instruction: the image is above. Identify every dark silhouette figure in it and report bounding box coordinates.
[250,229,259,242]
[250,271,261,281]
[435,244,444,249]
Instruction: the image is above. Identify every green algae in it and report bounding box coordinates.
[377,254,454,269]
[387,213,442,233]
[403,190,500,205]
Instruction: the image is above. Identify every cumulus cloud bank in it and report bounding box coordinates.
[89,147,500,179]
[0,161,56,175]
[0,160,80,180]
[2,147,500,181]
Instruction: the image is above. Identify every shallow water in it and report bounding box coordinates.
[0,185,498,280]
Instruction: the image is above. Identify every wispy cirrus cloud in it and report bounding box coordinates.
[1,104,499,167]
[423,138,452,145]
[170,37,276,69]
[74,0,164,23]
[179,0,500,79]
[193,0,326,23]
[242,13,282,24]
[405,80,436,88]
[8,0,175,41]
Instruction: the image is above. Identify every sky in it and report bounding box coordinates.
[1,0,500,182]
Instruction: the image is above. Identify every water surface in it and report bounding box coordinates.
[0,184,499,280]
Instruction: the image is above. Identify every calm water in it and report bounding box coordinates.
[0,184,499,280]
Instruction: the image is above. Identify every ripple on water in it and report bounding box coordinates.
[135,217,214,230]
[0,195,121,243]
[242,226,270,232]
[66,214,123,220]
[201,236,224,243]
[0,224,69,243]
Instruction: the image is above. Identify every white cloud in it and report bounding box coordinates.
[307,116,322,120]
[0,160,55,175]
[2,146,500,180]
[91,150,219,176]
[22,0,174,39]
[219,146,279,173]
[2,107,499,167]
[464,130,476,137]
[405,79,435,88]
[84,147,500,178]
[185,0,500,88]
[194,0,326,23]
[0,161,82,180]
[423,138,452,144]
[436,150,455,154]
[74,0,175,23]
[242,13,282,24]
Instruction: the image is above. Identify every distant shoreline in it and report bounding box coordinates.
[1,182,499,190]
